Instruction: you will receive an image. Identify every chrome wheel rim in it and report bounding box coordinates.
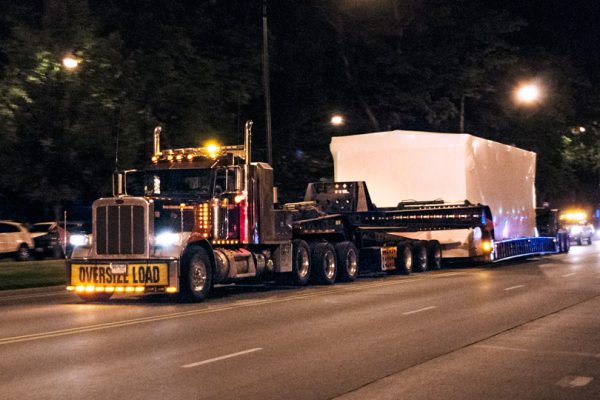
[404,249,412,271]
[419,248,427,270]
[347,250,358,277]
[191,261,207,292]
[298,248,310,278]
[324,251,336,280]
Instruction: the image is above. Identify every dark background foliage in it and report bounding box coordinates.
[0,0,599,221]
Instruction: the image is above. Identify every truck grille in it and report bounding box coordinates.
[95,204,147,255]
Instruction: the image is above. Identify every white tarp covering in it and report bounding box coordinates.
[330,130,537,241]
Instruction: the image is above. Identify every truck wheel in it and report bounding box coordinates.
[311,242,337,285]
[77,293,113,302]
[396,244,412,275]
[427,241,442,270]
[412,242,428,273]
[181,247,213,302]
[15,244,30,261]
[290,239,311,286]
[335,241,359,282]
[576,236,582,246]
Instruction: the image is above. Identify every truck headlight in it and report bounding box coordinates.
[570,225,582,235]
[155,231,179,247]
[69,234,90,247]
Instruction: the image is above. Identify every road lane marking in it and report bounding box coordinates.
[475,344,600,359]
[0,292,67,302]
[562,273,576,277]
[182,348,262,368]
[402,306,437,315]
[504,285,525,291]
[556,376,594,388]
[0,272,466,346]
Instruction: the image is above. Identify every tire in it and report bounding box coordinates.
[427,241,442,270]
[563,236,570,253]
[181,247,213,302]
[335,241,359,282]
[290,239,311,286]
[311,242,337,285]
[15,244,30,261]
[576,236,582,246]
[412,242,428,273]
[77,292,113,302]
[587,236,593,245]
[396,244,412,275]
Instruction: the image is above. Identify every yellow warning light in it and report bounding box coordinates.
[482,241,492,252]
[234,194,246,204]
[75,285,86,293]
[560,210,587,222]
[135,287,145,293]
[187,154,194,161]
[167,155,174,162]
[151,156,158,163]
[176,154,183,161]
[166,287,177,293]
[66,286,75,291]
[115,286,125,293]
[85,285,95,293]
[105,287,115,293]
[125,286,135,293]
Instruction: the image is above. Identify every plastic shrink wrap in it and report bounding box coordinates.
[330,130,537,245]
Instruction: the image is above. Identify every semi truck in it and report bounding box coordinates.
[67,122,447,301]
[330,130,562,261]
[66,123,558,302]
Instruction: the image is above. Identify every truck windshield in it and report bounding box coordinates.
[146,169,214,197]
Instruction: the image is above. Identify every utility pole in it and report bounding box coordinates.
[262,0,273,165]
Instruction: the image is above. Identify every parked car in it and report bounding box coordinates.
[0,220,34,261]
[29,221,63,259]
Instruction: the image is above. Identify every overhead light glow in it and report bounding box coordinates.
[516,83,541,104]
[330,115,344,126]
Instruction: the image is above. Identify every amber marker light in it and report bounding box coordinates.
[482,241,492,252]
[166,287,177,293]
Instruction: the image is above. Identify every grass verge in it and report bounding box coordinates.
[0,259,67,290]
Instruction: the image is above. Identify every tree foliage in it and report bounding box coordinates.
[0,0,599,218]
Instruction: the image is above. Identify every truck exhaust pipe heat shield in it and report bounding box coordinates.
[153,126,162,156]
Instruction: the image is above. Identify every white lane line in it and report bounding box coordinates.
[556,376,594,388]
[0,292,67,302]
[562,273,576,277]
[402,306,437,315]
[182,348,263,368]
[504,285,525,291]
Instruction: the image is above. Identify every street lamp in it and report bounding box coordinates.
[330,114,345,126]
[515,82,541,105]
[62,54,80,70]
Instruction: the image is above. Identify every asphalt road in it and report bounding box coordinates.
[1,244,599,400]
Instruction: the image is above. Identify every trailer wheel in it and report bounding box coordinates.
[77,292,113,302]
[412,242,428,273]
[181,247,213,302]
[427,241,442,270]
[563,235,570,253]
[396,244,412,275]
[311,242,337,285]
[335,241,359,282]
[290,239,311,286]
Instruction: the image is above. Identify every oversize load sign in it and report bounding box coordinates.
[71,264,169,286]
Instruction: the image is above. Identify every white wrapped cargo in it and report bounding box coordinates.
[330,130,537,244]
